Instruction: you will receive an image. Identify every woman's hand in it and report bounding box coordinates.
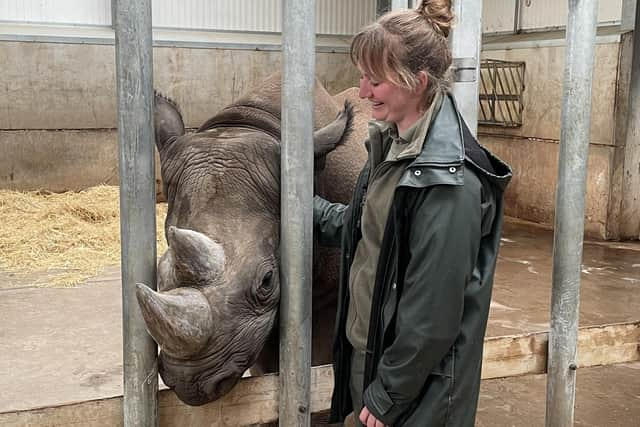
[359,406,387,427]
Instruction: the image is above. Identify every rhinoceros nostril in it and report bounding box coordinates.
[201,372,239,402]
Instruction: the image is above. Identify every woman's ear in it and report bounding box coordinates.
[416,71,429,95]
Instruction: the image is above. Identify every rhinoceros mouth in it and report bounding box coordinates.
[159,353,243,405]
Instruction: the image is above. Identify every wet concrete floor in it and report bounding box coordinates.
[476,362,640,426]
[488,220,640,337]
[0,219,638,422]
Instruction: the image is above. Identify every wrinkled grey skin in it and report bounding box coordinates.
[136,74,358,406]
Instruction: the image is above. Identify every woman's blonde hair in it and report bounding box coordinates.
[350,0,454,109]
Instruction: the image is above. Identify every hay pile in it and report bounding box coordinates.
[0,185,167,287]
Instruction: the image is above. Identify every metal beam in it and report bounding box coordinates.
[280,0,314,425]
[113,0,158,426]
[449,0,483,136]
[545,1,599,426]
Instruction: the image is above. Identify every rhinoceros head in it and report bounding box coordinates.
[136,75,353,405]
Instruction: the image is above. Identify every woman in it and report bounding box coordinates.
[313,1,512,426]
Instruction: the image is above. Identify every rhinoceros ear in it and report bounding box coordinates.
[167,226,226,287]
[313,100,354,171]
[154,90,185,152]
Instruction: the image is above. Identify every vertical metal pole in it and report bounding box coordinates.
[545,1,598,426]
[514,0,523,34]
[280,0,314,425]
[624,2,640,239]
[449,0,483,136]
[114,1,158,426]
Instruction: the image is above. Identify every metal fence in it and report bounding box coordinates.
[479,59,526,127]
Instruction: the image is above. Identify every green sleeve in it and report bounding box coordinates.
[313,195,348,248]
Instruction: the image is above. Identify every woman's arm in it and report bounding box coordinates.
[313,195,348,248]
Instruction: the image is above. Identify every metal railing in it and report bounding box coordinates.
[479,59,526,127]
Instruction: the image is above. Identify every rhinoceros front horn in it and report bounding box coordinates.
[136,284,214,359]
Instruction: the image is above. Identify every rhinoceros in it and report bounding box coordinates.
[135,73,367,406]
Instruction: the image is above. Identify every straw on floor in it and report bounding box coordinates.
[0,185,167,287]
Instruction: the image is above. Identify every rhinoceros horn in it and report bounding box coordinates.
[167,226,226,287]
[136,284,214,359]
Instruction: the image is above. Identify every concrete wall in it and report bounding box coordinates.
[0,130,119,191]
[481,135,614,238]
[0,40,360,193]
[3,33,638,240]
[479,38,639,240]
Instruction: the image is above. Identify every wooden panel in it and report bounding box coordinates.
[481,321,640,379]
[481,331,548,379]
[577,322,640,367]
[2,322,638,426]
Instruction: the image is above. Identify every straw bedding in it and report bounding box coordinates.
[0,185,167,287]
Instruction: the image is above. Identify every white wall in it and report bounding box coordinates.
[483,0,624,33]
[0,0,112,26]
[0,0,376,35]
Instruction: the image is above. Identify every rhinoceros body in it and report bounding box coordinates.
[136,74,368,406]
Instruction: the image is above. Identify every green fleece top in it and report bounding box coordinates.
[346,92,442,351]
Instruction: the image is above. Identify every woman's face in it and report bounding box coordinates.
[358,68,426,133]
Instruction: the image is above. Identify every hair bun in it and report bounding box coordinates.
[416,0,454,38]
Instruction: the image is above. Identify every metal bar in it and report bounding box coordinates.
[479,94,521,102]
[504,65,520,124]
[493,64,500,122]
[545,1,599,426]
[480,64,496,122]
[478,68,491,122]
[494,68,513,125]
[491,64,498,122]
[625,0,640,240]
[113,1,158,426]
[517,64,526,123]
[280,0,314,425]
[514,0,523,34]
[449,0,483,136]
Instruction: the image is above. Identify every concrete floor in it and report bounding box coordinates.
[0,219,639,423]
[488,220,640,337]
[476,362,640,427]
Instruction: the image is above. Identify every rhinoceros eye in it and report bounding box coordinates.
[261,271,273,290]
[254,269,274,302]
[252,263,278,310]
